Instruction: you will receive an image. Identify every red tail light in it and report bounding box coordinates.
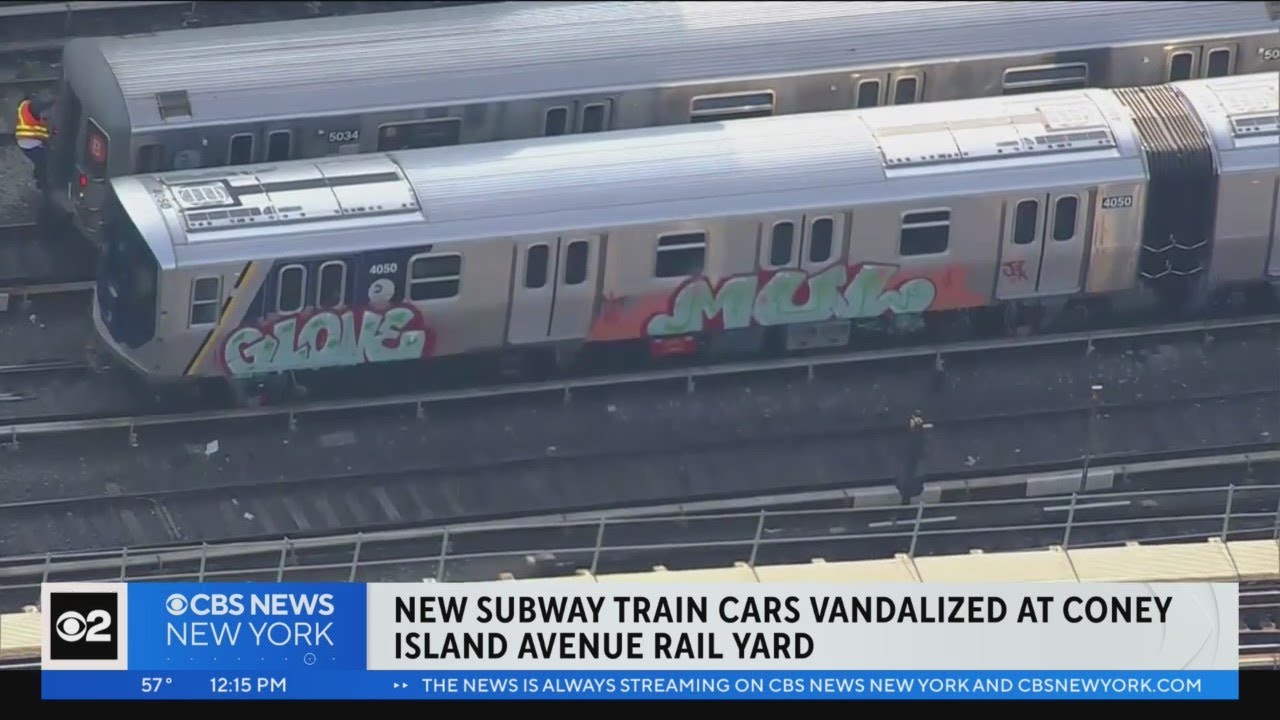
[78,173,88,188]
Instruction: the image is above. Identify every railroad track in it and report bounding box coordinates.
[1,311,1277,433]
[0,371,1275,556]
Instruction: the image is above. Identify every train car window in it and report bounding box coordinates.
[525,244,550,289]
[899,210,950,256]
[893,77,919,105]
[276,264,307,314]
[266,131,292,162]
[84,119,109,179]
[581,104,608,134]
[408,253,462,301]
[377,120,462,151]
[316,261,347,309]
[1002,64,1089,95]
[227,134,254,165]
[809,218,834,263]
[1013,200,1039,245]
[769,222,795,266]
[1205,49,1232,78]
[136,144,164,173]
[1168,52,1194,81]
[654,232,706,278]
[189,277,222,326]
[544,107,569,137]
[1052,196,1079,241]
[690,92,775,123]
[564,241,589,285]
[856,80,881,109]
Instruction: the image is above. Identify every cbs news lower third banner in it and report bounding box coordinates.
[39,582,1238,700]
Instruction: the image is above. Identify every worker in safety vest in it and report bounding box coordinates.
[14,95,52,190]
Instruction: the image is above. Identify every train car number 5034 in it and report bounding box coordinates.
[1101,195,1134,209]
[327,130,360,144]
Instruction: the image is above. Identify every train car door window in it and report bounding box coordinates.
[1013,200,1039,245]
[525,244,550,289]
[1052,196,1079,241]
[580,103,610,133]
[856,80,882,109]
[899,210,950,256]
[189,276,222,326]
[564,241,589,285]
[892,77,920,105]
[1205,48,1233,78]
[276,264,307,314]
[654,232,706,277]
[227,134,254,165]
[544,107,570,137]
[136,144,164,173]
[407,253,462,301]
[808,218,835,263]
[316,260,347,309]
[266,131,293,162]
[1168,51,1195,81]
[769,221,796,267]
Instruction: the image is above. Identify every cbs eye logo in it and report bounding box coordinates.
[48,592,119,661]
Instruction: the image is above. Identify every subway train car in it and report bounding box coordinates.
[49,0,1280,245]
[93,72,1279,395]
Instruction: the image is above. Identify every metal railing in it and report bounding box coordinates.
[3,483,1279,657]
[1,481,1277,595]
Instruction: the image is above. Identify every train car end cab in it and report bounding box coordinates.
[94,182,160,374]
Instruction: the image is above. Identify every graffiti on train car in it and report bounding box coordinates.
[646,262,938,336]
[221,305,434,377]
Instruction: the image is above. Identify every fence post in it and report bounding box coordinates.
[907,502,926,557]
[1272,495,1280,542]
[42,553,52,584]
[348,533,364,583]
[1062,493,1079,549]
[747,509,762,566]
[590,518,608,576]
[435,529,450,582]
[1221,485,1235,541]
[198,543,207,582]
[276,539,290,582]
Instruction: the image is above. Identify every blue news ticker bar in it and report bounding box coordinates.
[43,670,1239,700]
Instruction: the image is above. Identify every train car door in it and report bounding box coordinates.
[1269,181,1280,278]
[1165,45,1237,82]
[507,235,602,343]
[758,214,845,273]
[997,193,1087,298]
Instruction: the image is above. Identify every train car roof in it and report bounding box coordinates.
[1172,72,1279,173]
[65,0,1277,132]
[112,85,1149,271]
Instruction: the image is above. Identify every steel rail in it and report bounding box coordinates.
[0,312,1275,442]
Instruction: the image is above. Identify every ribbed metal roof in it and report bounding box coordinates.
[68,1,1278,129]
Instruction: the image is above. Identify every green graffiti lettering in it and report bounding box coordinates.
[645,276,759,336]
[221,306,428,377]
[647,264,937,336]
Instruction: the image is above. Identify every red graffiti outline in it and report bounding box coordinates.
[642,262,939,335]
[1001,260,1029,283]
[218,302,438,374]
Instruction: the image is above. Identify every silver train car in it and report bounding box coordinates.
[94,72,1280,390]
[50,0,1280,244]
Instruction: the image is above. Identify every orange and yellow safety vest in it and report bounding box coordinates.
[15,100,50,143]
